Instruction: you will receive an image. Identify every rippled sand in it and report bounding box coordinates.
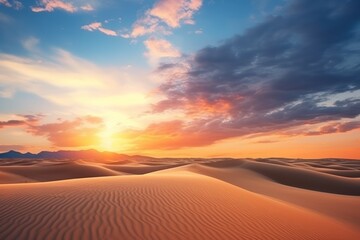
[1,158,359,240]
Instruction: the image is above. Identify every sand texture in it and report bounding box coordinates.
[1,158,359,240]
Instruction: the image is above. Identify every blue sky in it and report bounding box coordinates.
[1,0,283,66]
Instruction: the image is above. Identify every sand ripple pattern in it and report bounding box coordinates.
[1,174,359,240]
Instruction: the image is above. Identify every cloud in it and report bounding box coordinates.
[126,0,360,150]
[0,0,11,7]
[0,49,105,90]
[0,114,42,129]
[126,0,202,38]
[81,22,117,36]
[0,114,103,147]
[121,0,201,65]
[80,3,93,11]
[119,119,232,150]
[0,119,26,128]
[126,15,167,38]
[144,38,181,62]
[0,48,150,110]
[21,37,40,52]
[194,28,203,34]
[28,116,103,147]
[31,0,94,13]
[150,0,202,28]
[305,121,360,136]
[0,0,22,9]
[31,0,76,12]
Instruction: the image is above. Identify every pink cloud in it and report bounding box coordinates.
[128,15,161,38]
[81,22,117,36]
[98,27,117,36]
[0,115,42,129]
[0,119,26,128]
[150,0,202,28]
[144,38,181,60]
[81,22,102,31]
[31,0,94,13]
[125,0,202,38]
[31,0,76,13]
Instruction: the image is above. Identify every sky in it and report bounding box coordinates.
[0,0,360,159]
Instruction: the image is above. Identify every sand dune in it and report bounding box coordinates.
[0,158,359,240]
[185,163,360,228]
[0,161,119,182]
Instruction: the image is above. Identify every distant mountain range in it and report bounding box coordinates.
[0,149,151,161]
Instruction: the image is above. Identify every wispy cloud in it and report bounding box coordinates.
[21,36,40,52]
[0,114,41,129]
[0,115,103,147]
[0,47,150,109]
[144,38,181,63]
[304,121,360,136]
[150,0,202,28]
[0,43,151,141]
[31,0,94,13]
[118,0,202,66]
[125,0,202,38]
[29,116,103,147]
[81,22,117,36]
[0,0,22,9]
[0,0,11,7]
[80,3,93,11]
[119,119,234,150]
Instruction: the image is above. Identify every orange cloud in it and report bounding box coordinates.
[28,116,103,147]
[154,97,234,117]
[119,120,235,150]
[0,115,103,148]
[81,22,117,36]
[144,38,181,61]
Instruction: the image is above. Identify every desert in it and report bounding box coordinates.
[1,152,359,240]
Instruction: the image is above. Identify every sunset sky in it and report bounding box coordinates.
[0,0,359,158]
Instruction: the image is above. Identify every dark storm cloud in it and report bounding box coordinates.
[147,0,360,148]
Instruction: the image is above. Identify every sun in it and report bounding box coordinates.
[96,121,132,153]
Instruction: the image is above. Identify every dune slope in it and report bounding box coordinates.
[1,172,359,240]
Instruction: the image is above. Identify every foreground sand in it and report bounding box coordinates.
[0,158,359,240]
